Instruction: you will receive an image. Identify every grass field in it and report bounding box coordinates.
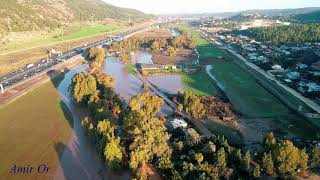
[177,24,319,139]
[0,76,73,179]
[125,64,138,77]
[0,24,126,75]
[0,24,126,54]
[181,72,219,96]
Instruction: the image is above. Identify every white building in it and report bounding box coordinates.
[170,118,188,129]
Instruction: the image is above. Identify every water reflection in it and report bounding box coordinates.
[147,75,184,95]
[102,57,143,102]
[131,51,153,64]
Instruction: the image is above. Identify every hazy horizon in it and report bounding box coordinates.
[103,0,320,14]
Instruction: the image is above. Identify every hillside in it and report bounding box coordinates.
[0,0,149,34]
[288,10,320,23]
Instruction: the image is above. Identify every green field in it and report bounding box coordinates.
[178,25,319,139]
[125,64,138,77]
[0,77,73,179]
[181,72,219,96]
[0,24,126,53]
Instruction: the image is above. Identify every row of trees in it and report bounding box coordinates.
[70,47,172,178]
[238,24,320,44]
[110,29,195,62]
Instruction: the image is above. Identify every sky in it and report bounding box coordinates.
[103,0,320,14]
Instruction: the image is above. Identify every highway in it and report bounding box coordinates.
[0,25,154,91]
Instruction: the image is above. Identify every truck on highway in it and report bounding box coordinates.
[26,63,34,68]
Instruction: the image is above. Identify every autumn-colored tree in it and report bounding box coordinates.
[151,40,160,51]
[274,140,308,177]
[203,141,216,155]
[167,46,177,57]
[263,132,276,150]
[195,153,204,164]
[159,39,167,48]
[97,119,115,139]
[70,73,98,104]
[242,150,251,172]
[262,152,274,175]
[104,136,123,171]
[216,147,227,170]
[253,164,261,178]
[178,104,183,112]
[95,72,115,88]
[119,52,131,64]
[309,146,320,169]
[128,92,164,120]
[87,47,106,73]
[187,128,202,146]
[124,92,170,171]
[188,96,206,119]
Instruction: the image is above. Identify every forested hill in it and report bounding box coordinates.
[288,10,320,23]
[235,24,320,44]
[0,0,150,34]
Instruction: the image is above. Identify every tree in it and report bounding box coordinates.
[216,147,227,170]
[124,92,170,170]
[119,52,131,64]
[95,73,115,88]
[298,149,309,172]
[174,141,184,151]
[87,47,106,73]
[167,46,177,57]
[178,104,183,112]
[195,153,204,164]
[263,132,276,151]
[151,41,160,51]
[70,73,98,104]
[187,128,202,146]
[188,96,206,119]
[262,152,274,175]
[104,137,123,171]
[97,119,115,139]
[309,146,320,169]
[128,92,164,120]
[274,140,308,177]
[253,164,261,178]
[242,150,251,172]
[203,141,216,155]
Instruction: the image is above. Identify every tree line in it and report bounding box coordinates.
[109,30,196,64]
[237,24,320,44]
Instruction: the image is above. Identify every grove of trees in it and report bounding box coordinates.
[238,24,320,44]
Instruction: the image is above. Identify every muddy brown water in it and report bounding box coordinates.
[147,75,184,95]
[55,65,130,180]
[102,56,174,116]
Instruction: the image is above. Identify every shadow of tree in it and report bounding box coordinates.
[47,68,70,89]
[60,101,74,128]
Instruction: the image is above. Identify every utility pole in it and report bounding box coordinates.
[0,84,4,94]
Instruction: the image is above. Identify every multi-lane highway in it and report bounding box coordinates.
[0,25,154,91]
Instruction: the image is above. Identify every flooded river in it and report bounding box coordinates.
[147,75,184,95]
[55,65,130,180]
[101,55,174,115]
